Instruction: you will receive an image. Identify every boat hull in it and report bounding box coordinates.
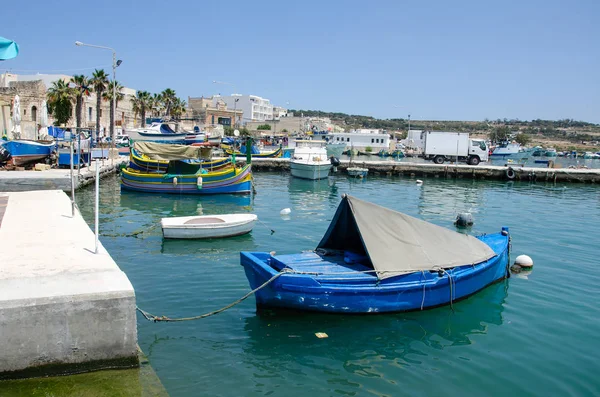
[120,165,253,195]
[2,140,55,166]
[290,161,332,180]
[347,167,368,177]
[240,232,509,313]
[161,214,257,239]
[127,130,188,144]
[224,147,283,158]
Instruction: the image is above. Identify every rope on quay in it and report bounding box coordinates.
[136,271,286,322]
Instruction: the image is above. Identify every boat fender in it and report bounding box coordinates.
[197,176,203,189]
[173,177,178,187]
[454,212,473,227]
[506,167,516,180]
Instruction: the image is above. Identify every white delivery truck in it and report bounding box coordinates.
[422,131,488,165]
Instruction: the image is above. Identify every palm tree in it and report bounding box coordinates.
[102,81,124,140]
[90,69,109,140]
[151,93,162,118]
[70,75,90,131]
[130,91,152,127]
[170,98,187,120]
[47,79,76,126]
[160,88,177,118]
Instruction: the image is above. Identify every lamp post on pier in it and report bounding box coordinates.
[75,41,122,164]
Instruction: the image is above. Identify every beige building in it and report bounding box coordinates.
[188,96,243,130]
[0,73,138,139]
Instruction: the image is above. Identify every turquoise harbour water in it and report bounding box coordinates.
[75,173,599,397]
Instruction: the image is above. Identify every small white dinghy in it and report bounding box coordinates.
[347,167,369,178]
[161,214,258,239]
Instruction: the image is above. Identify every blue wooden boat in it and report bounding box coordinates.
[241,195,510,314]
[1,139,56,166]
[121,163,252,195]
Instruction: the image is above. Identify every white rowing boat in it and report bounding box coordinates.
[161,213,257,239]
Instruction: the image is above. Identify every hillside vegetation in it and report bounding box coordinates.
[290,109,600,150]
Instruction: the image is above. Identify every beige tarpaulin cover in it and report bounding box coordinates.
[317,195,496,279]
[133,141,212,161]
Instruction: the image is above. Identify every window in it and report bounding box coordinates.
[371,138,374,143]
[217,117,231,126]
[31,106,37,122]
[88,107,92,121]
[99,109,103,117]
[347,137,350,142]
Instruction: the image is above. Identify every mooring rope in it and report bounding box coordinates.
[135,264,466,322]
[136,271,286,322]
[256,219,275,234]
[102,223,159,238]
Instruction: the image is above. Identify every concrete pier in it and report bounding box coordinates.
[0,190,137,379]
[0,156,128,192]
[243,158,600,184]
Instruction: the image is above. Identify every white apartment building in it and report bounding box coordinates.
[330,131,391,150]
[213,94,273,122]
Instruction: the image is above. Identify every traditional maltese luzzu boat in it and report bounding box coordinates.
[120,142,252,195]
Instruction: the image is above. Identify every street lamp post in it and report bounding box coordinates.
[75,41,121,165]
[233,98,239,130]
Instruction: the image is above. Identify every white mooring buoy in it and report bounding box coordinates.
[280,208,291,216]
[514,255,534,269]
[416,180,423,185]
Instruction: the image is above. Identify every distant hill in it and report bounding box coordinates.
[289,109,600,142]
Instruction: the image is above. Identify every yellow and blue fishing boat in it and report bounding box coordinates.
[121,162,252,195]
[128,141,230,173]
[222,144,282,158]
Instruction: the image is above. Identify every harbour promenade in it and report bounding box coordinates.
[0,156,128,192]
[0,190,138,379]
[243,158,600,183]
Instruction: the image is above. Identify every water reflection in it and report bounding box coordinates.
[119,191,253,217]
[241,281,508,392]
[287,176,340,215]
[160,232,258,255]
[417,180,485,224]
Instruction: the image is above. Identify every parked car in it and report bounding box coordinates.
[115,135,129,146]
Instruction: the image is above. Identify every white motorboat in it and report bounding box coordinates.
[161,213,257,239]
[127,122,205,144]
[290,140,332,180]
[491,141,523,157]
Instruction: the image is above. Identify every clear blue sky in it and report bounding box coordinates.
[2,0,599,122]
